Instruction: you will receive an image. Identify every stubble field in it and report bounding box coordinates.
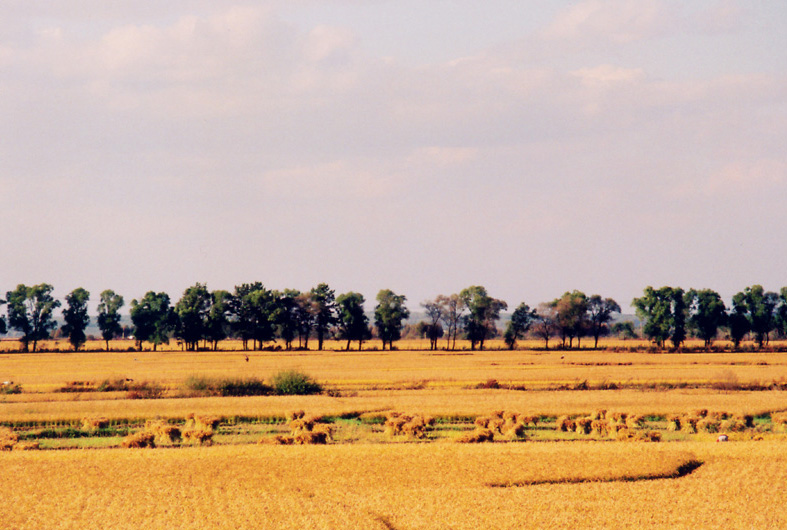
[1,340,787,528]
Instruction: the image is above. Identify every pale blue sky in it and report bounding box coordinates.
[0,1,785,312]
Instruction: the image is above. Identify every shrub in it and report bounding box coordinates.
[183,376,272,397]
[271,370,322,396]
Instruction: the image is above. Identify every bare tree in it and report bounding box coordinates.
[436,294,465,350]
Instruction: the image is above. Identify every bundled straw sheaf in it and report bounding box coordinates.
[384,412,435,440]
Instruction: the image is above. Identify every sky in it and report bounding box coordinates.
[1,0,785,313]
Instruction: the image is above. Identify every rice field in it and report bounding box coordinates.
[0,442,785,529]
[1,345,787,528]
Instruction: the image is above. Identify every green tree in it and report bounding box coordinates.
[335,292,370,350]
[374,289,410,350]
[206,290,231,351]
[459,286,507,351]
[740,285,779,348]
[728,292,750,349]
[310,283,336,351]
[551,290,588,349]
[420,299,444,351]
[97,290,124,351]
[130,291,176,351]
[632,286,686,349]
[504,302,536,350]
[175,283,212,351]
[272,289,301,350]
[611,321,637,340]
[0,297,6,336]
[294,292,315,349]
[61,287,90,351]
[230,283,276,351]
[6,284,61,352]
[777,287,787,339]
[685,289,727,349]
[587,295,621,349]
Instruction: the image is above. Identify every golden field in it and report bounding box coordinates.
[0,442,785,529]
[1,345,787,528]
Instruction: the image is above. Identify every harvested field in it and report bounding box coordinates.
[0,442,784,529]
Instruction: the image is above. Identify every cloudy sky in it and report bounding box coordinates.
[1,0,785,311]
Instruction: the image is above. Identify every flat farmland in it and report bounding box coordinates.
[2,344,787,529]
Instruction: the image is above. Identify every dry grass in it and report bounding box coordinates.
[0,442,785,528]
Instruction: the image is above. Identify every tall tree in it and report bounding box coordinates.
[6,284,61,352]
[0,297,6,336]
[130,291,176,351]
[459,286,507,351]
[205,290,231,351]
[436,294,465,350]
[420,299,444,351]
[587,295,621,349]
[551,290,588,349]
[230,283,276,351]
[504,302,536,350]
[175,283,212,351]
[96,290,124,351]
[310,283,336,351]
[335,292,370,350]
[685,289,727,349]
[272,289,301,350]
[294,292,315,349]
[632,286,686,349]
[374,289,410,350]
[740,285,779,348]
[533,303,557,350]
[728,292,750,349]
[61,287,91,351]
[777,287,787,339]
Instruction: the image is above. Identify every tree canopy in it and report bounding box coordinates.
[374,289,410,350]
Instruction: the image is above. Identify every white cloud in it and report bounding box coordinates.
[542,0,671,44]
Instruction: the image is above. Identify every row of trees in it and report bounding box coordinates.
[633,285,787,350]
[0,283,412,353]
[3,282,785,352]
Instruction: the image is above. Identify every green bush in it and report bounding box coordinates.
[271,370,322,395]
[184,376,272,397]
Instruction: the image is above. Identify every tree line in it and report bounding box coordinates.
[0,282,785,353]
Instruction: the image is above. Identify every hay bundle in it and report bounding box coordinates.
[590,420,609,437]
[681,416,699,434]
[121,431,156,448]
[270,434,295,445]
[615,427,635,441]
[384,413,433,439]
[556,416,575,432]
[691,409,709,418]
[666,415,682,431]
[719,418,747,432]
[608,412,628,423]
[591,409,607,421]
[456,428,494,443]
[697,418,720,433]
[287,410,306,421]
[81,417,110,430]
[0,427,19,451]
[521,415,540,427]
[14,441,39,451]
[575,418,593,435]
[182,429,214,445]
[625,415,645,429]
[145,420,182,445]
